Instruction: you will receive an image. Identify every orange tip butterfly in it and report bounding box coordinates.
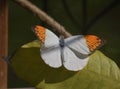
[33,25,105,71]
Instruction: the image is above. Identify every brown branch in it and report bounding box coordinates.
[0,0,8,89]
[12,0,72,37]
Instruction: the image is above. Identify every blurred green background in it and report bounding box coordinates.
[8,0,120,88]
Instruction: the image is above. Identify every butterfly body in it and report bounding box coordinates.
[33,25,105,71]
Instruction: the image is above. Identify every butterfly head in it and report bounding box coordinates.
[85,35,105,52]
[33,25,46,43]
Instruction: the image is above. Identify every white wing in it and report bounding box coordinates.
[63,46,89,71]
[40,29,62,68]
[40,45,62,68]
[65,35,90,55]
[43,29,59,48]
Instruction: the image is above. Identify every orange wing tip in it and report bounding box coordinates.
[34,25,46,43]
[85,35,105,52]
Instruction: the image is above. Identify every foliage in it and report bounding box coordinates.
[10,40,120,89]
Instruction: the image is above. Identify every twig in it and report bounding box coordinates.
[12,0,72,37]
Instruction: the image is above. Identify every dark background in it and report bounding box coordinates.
[8,0,120,88]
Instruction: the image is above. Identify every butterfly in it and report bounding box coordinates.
[33,25,105,71]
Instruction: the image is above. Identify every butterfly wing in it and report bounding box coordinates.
[63,46,89,71]
[33,25,60,48]
[33,25,62,68]
[63,35,105,71]
[40,45,62,68]
[65,35,105,55]
[65,35,90,55]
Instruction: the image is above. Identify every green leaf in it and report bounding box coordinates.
[11,40,120,89]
